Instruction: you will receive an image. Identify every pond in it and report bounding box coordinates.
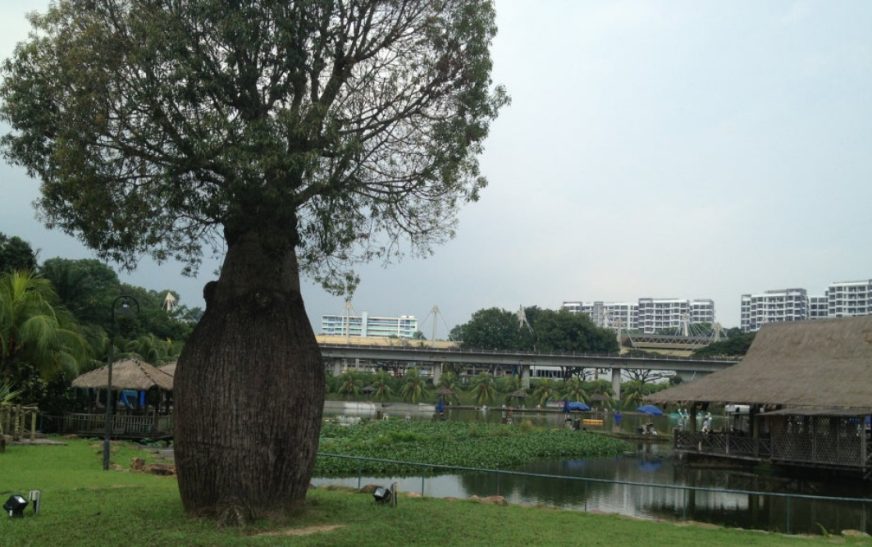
[318,403,872,535]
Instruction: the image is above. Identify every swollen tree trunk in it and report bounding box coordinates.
[174,228,324,521]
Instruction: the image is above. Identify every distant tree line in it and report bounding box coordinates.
[449,306,619,354]
[0,232,201,411]
[325,368,668,410]
[692,327,755,358]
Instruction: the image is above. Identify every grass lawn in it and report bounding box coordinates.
[0,439,866,546]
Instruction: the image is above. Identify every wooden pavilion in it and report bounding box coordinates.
[67,358,174,439]
[648,316,872,478]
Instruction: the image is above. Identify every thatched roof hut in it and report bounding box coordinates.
[158,362,176,377]
[648,316,872,413]
[72,358,174,391]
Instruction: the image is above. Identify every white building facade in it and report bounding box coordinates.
[562,298,715,334]
[562,301,638,330]
[827,280,872,318]
[321,312,418,338]
[740,279,872,332]
[740,289,808,332]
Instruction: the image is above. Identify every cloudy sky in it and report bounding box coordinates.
[1,1,870,335]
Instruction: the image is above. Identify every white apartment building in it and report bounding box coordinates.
[740,289,809,332]
[690,299,716,324]
[827,280,872,318]
[808,295,828,319]
[741,279,872,332]
[563,298,715,334]
[637,298,715,334]
[321,312,418,338]
[562,301,638,330]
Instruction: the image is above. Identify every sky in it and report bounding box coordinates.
[0,1,870,335]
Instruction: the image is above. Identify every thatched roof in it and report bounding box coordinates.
[72,358,174,391]
[158,362,176,377]
[509,388,529,398]
[648,316,872,413]
[436,386,455,396]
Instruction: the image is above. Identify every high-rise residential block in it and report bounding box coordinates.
[740,289,808,332]
[741,279,872,331]
[827,280,872,318]
[562,298,715,334]
[321,312,418,338]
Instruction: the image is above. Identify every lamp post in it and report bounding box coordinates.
[102,295,140,471]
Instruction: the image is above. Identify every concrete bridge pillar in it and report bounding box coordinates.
[521,365,531,389]
[432,363,443,386]
[611,367,622,403]
[333,360,343,376]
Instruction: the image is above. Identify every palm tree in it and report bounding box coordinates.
[532,379,558,406]
[370,371,393,402]
[437,370,461,404]
[561,378,589,403]
[0,382,19,404]
[496,374,521,394]
[125,333,178,364]
[621,383,646,410]
[0,271,88,391]
[469,372,496,406]
[336,372,361,399]
[400,369,427,403]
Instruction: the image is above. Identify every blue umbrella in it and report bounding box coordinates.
[565,401,590,412]
[636,404,664,416]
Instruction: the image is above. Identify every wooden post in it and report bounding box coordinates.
[861,415,867,469]
[13,405,20,441]
[30,408,37,441]
[690,406,698,433]
[751,405,759,457]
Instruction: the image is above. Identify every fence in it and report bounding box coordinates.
[674,430,772,459]
[44,413,174,439]
[316,452,872,535]
[0,404,39,441]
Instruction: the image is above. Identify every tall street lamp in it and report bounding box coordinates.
[103,294,140,471]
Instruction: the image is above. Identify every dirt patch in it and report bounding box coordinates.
[255,524,344,537]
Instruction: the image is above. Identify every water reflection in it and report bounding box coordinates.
[318,405,872,535]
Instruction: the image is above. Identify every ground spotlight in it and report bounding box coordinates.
[372,486,392,504]
[3,494,28,518]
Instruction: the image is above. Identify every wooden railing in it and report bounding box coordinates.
[675,427,869,469]
[0,404,39,441]
[61,412,173,439]
[770,431,861,467]
[674,430,771,459]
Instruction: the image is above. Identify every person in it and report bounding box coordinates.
[702,412,712,433]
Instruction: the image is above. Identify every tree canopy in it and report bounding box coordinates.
[692,330,755,358]
[451,306,619,354]
[1,0,507,519]
[1,0,507,292]
[0,232,37,274]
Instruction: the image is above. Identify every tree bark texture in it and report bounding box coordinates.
[174,228,324,520]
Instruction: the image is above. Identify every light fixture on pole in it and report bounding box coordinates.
[103,294,140,471]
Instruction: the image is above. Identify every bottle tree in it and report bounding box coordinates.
[1,0,506,520]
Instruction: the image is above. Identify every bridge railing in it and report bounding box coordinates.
[319,343,738,363]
